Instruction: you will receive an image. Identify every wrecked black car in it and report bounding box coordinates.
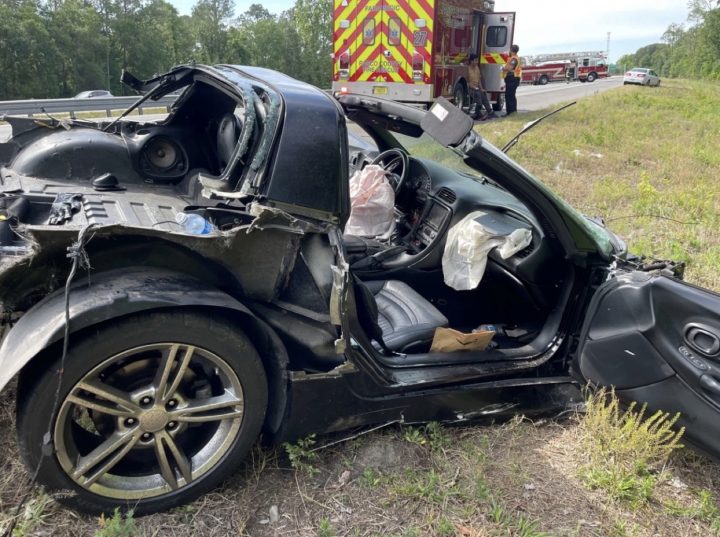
[0,65,718,514]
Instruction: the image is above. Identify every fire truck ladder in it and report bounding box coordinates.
[527,51,607,64]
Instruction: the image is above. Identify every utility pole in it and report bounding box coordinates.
[606,32,611,62]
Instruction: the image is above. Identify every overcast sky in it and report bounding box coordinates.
[168,0,690,62]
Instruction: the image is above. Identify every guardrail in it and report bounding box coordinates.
[0,95,177,118]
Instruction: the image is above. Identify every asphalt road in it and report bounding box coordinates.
[0,78,623,142]
[515,76,623,112]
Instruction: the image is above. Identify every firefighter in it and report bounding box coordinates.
[468,54,497,120]
[502,44,521,116]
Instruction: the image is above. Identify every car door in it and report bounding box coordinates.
[577,271,720,455]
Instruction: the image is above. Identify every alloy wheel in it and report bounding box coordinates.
[53,343,245,500]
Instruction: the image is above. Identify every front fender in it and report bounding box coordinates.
[0,267,290,432]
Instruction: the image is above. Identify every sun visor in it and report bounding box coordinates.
[421,98,474,147]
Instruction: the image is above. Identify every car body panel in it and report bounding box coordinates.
[578,271,720,456]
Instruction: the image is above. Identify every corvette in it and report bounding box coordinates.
[0,65,716,514]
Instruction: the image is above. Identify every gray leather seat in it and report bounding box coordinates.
[364,280,448,353]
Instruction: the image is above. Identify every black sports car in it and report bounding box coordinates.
[0,65,716,514]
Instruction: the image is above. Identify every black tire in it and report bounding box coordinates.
[587,72,597,83]
[453,85,467,111]
[539,75,549,85]
[492,93,504,112]
[16,310,268,515]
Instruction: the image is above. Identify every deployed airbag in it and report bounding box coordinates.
[344,165,395,238]
[443,211,532,291]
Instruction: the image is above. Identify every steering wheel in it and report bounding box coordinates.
[371,149,409,193]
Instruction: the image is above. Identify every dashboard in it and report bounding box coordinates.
[348,148,557,287]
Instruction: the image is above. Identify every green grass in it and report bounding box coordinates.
[578,388,685,508]
[283,433,320,476]
[94,509,136,537]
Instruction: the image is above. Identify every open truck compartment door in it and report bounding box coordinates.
[578,272,720,456]
[479,11,514,93]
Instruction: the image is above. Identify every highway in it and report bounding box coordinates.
[0,77,623,142]
[515,76,623,112]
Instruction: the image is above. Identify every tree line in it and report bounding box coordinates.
[617,0,720,79]
[0,0,332,100]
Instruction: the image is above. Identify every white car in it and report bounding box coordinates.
[623,68,660,86]
[73,90,114,98]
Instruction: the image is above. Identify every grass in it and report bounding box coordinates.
[578,388,685,507]
[2,79,720,535]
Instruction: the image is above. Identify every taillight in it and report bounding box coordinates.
[412,53,424,81]
[625,72,631,76]
[338,51,350,79]
[638,73,645,77]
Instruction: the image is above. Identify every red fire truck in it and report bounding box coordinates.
[521,61,569,85]
[522,51,608,85]
[331,0,515,111]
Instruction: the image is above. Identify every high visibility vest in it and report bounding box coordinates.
[503,53,522,78]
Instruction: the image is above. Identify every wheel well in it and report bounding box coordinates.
[15,305,290,438]
[454,78,468,93]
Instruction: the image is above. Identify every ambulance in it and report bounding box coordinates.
[332,0,515,111]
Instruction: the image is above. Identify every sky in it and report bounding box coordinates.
[167,0,690,63]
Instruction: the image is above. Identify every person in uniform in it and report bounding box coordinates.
[502,44,521,116]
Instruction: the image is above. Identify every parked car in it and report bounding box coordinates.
[623,68,661,86]
[0,64,716,515]
[73,90,114,98]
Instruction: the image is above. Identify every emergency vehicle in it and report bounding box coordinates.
[521,61,569,85]
[522,51,608,84]
[331,0,515,111]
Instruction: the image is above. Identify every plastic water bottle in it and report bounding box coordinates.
[474,324,497,334]
[175,212,214,235]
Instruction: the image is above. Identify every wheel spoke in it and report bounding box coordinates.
[72,431,140,486]
[171,390,244,423]
[75,380,140,415]
[153,344,195,402]
[154,432,192,489]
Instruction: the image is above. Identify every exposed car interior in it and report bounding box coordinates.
[339,124,571,367]
[1,68,572,375]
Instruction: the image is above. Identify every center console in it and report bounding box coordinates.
[410,199,451,252]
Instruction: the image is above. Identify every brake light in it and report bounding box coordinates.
[412,53,424,81]
[625,72,631,76]
[338,51,350,79]
[638,73,645,77]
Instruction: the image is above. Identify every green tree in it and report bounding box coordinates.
[191,0,235,63]
[291,0,332,87]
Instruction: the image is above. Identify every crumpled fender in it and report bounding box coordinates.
[0,267,289,433]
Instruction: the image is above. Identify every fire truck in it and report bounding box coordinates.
[522,51,608,84]
[521,61,569,85]
[331,0,515,111]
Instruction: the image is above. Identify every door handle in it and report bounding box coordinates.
[685,323,720,356]
[700,374,720,396]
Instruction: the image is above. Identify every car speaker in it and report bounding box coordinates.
[145,138,179,171]
[141,137,187,180]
